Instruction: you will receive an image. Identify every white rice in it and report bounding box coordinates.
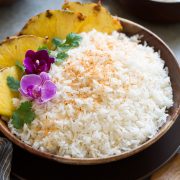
[9,30,173,158]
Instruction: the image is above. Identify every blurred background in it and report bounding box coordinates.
[0,0,179,63]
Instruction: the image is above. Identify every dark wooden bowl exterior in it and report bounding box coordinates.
[0,18,180,165]
[118,0,180,22]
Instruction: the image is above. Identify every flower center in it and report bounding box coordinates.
[32,85,41,98]
[27,85,41,99]
[36,60,40,65]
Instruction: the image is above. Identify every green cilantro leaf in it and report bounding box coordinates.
[7,76,20,92]
[52,33,82,64]
[57,45,71,52]
[52,33,82,50]
[16,61,25,73]
[37,45,51,54]
[65,33,82,48]
[52,38,63,48]
[56,52,68,63]
[12,101,35,129]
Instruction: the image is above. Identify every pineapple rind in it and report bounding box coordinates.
[20,10,86,41]
[62,2,123,33]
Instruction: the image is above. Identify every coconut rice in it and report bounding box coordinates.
[9,30,173,158]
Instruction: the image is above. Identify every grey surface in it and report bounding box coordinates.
[0,0,179,63]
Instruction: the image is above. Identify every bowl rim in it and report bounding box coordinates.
[0,17,180,165]
[149,0,180,4]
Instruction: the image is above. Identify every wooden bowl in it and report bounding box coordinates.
[0,18,180,165]
[117,0,180,22]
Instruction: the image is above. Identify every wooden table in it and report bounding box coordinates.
[151,154,180,180]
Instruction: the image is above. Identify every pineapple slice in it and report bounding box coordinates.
[0,35,48,68]
[62,2,123,33]
[19,10,86,41]
[19,3,122,42]
[0,66,20,116]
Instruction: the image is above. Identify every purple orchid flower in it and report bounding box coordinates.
[19,72,57,103]
[23,50,55,74]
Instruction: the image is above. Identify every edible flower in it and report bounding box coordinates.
[19,72,56,103]
[23,50,55,74]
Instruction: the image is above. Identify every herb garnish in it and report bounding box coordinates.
[53,33,82,50]
[7,76,20,92]
[52,38,63,48]
[65,33,82,48]
[37,45,51,54]
[56,52,69,63]
[16,61,25,73]
[12,101,35,129]
[52,33,82,64]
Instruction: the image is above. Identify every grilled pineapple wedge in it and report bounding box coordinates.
[0,35,48,68]
[62,2,122,33]
[0,66,20,116]
[19,2,122,42]
[19,10,86,41]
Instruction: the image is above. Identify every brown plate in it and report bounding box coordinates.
[0,18,180,165]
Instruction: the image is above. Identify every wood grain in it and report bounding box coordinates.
[151,154,180,180]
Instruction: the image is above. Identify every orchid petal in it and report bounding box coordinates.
[41,80,57,102]
[19,88,33,100]
[48,57,55,63]
[23,49,54,74]
[20,74,41,94]
[19,72,56,103]
[25,50,35,59]
[35,50,49,60]
[38,63,49,73]
[40,72,50,82]
[24,57,35,74]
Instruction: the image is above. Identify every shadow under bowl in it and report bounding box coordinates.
[0,18,180,165]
